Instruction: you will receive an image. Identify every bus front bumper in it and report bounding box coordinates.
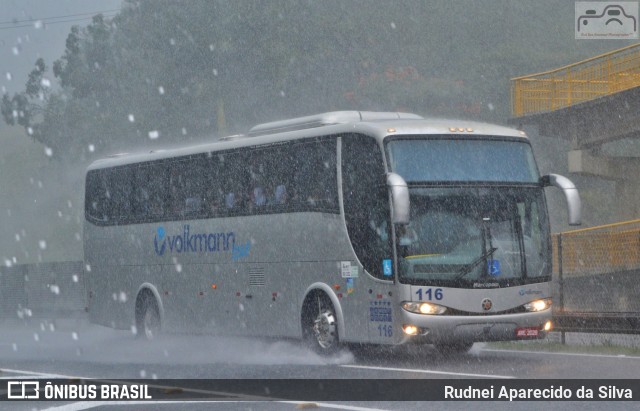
[398,309,552,344]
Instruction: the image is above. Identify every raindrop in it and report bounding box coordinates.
[487,103,495,111]
[158,86,165,95]
[40,323,45,331]
[152,373,158,380]
[67,200,72,208]
[5,72,11,81]
[33,333,39,342]
[38,240,47,250]
[148,130,160,139]
[27,127,33,135]
[181,128,187,135]
[131,325,137,335]
[50,285,60,295]
[40,78,51,88]
[15,234,20,242]
[44,147,53,157]
[163,349,169,357]
[4,260,11,268]
[175,263,182,273]
[169,38,176,45]
[86,264,92,272]
[239,303,245,312]
[72,274,79,283]
[209,44,215,51]
[33,20,43,29]
[37,181,43,189]
[49,323,55,332]
[118,291,127,302]
[71,332,78,340]
[128,114,135,122]
[12,343,17,352]
[88,144,95,152]
[58,211,63,217]
[212,68,218,76]
[279,90,286,97]
[12,46,20,55]
[112,293,118,301]
[26,309,32,317]
[139,370,147,378]
[390,21,396,29]
[75,233,81,241]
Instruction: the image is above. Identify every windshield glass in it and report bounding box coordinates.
[397,186,550,287]
[387,138,539,183]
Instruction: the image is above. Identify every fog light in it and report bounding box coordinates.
[403,324,419,335]
[544,321,552,331]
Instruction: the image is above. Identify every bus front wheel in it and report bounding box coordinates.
[302,293,339,354]
[135,293,160,340]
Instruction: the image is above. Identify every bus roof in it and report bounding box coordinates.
[87,111,528,171]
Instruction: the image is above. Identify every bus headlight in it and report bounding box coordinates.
[523,298,552,312]
[402,301,447,315]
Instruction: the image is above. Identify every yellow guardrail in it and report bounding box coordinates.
[552,218,640,277]
[512,44,640,117]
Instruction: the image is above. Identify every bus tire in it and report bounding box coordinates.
[135,292,161,340]
[434,340,474,355]
[302,292,339,354]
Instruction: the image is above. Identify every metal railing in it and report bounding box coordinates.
[552,219,640,335]
[512,44,640,117]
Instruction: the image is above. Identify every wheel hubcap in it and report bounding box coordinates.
[313,311,336,349]
[143,308,158,339]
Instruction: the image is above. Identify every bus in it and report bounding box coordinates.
[83,111,581,354]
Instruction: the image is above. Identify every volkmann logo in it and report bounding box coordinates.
[153,225,250,261]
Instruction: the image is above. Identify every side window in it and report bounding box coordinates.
[85,170,110,223]
[108,167,133,225]
[290,139,338,212]
[342,134,392,279]
[220,151,248,215]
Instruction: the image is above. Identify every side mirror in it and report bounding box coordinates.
[387,172,410,225]
[541,174,581,226]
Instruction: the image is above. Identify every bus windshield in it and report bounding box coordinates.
[386,137,539,183]
[396,186,550,287]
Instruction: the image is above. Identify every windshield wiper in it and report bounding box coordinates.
[455,247,498,279]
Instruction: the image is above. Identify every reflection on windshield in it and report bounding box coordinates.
[398,186,549,286]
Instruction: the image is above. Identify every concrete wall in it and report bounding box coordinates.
[0,261,85,319]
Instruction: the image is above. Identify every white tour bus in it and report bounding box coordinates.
[84,111,581,354]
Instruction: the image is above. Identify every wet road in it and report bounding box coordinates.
[0,319,638,410]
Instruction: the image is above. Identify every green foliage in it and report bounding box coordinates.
[0,0,632,160]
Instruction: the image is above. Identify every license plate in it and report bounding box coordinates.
[516,327,539,338]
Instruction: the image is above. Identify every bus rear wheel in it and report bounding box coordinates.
[303,293,339,354]
[136,293,160,340]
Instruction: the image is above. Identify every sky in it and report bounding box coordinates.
[1,0,122,95]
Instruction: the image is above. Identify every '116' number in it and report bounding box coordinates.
[415,288,443,301]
